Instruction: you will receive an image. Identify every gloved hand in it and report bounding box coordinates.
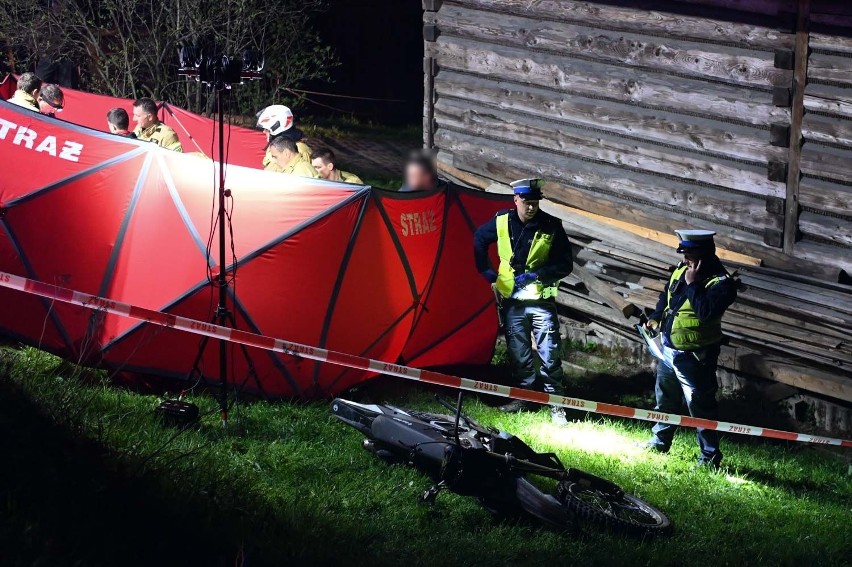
[514,272,538,287]
[481,269,498,284]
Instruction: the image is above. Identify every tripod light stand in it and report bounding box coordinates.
[178,48,264,425]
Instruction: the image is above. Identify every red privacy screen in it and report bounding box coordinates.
[0,95,509,397]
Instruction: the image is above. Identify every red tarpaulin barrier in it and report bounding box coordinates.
[1,74,266,167]
[0,96,509,397]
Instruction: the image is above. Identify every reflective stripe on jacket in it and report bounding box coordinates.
[665,265,727,350]
[495,212,558,300]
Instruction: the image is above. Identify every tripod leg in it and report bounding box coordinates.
[183,312,218,386]
[224,311,270,401]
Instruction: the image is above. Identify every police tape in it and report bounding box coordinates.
[3,271,851,449]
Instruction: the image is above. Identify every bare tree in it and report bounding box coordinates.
[0,0,336,113]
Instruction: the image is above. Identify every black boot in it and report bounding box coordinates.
[498,399,538,413]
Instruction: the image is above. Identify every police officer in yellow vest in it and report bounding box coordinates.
[132,98,183,152]
[643,230,737,467]
[474,178,573,413]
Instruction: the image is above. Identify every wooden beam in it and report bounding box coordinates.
[783,0,810,254]
[435,71,785,164]
[432,36,790,127]
[571,263,639,318]
[449,0,794,49]
[548,204,762,267]
[435,99,785,199]
[435,4,792,89]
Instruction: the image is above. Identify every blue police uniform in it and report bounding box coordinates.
[473,180,572,402]
[646,230,738,466]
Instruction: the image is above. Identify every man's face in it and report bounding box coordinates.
[133,106,154,129]
[312,157,333,180]
[514,195,540,222]
[270,147,293,168]
[683,252,705,268]
[405,163,435,192]
[38,94,63,116]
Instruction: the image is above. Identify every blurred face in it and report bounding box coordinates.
[133,106,155,129]
[405,163,435,192]
[514,195,539,222]
[312,157,334,180]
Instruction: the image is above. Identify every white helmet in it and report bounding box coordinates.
[256,105,294,136]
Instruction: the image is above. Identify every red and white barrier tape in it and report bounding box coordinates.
[3,271,850,448]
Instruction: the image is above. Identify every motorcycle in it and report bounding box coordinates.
[331,394,671,535]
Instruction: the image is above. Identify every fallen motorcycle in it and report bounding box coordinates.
[331,394,671,535]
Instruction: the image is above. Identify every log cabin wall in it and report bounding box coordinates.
[423,0,852,281]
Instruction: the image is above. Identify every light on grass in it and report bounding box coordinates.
[725,474,752,486]
[524,419,646,461]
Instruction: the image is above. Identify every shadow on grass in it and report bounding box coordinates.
[0,378,387,567]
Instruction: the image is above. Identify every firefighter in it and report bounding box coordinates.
[107,108,136,138]
[267,136,319,178]
[7,72,42,111]
[37,84,64,117]
[132,97,182,152]
[642,230,738,468]
[473,178,573,413]
[256,105,312,172]
[311,148,363,184]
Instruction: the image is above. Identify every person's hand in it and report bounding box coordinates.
[685,259,702,285]
[481,269,498,284]
[514,272,538,287]
[643,319,659,333]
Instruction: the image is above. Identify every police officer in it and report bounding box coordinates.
[643,230,737,468]
[474,179,573,412]
[256,105,312,172]
[267,136,319,178]
[132,97,183,152]
[7,72,42,111]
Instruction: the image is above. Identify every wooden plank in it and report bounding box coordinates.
[434,5,792,89]
[803,92,852,119]
[784,0,809,254]
[432,36,790,127]
[734,354,852,402]
[556,206,762,266]
[435,72,785,165]
[807,52,852,87]
[801,114,852,148]
[437,128,782,228]
[443,138,843,279]
[798,211,852,247]
[798,178,852,217]
[435,99,784,198]
[571,263,638,318]
[739,272,852,307]
[810,32,852,55]
[450,0,794,47]
[800,145,852,185]
[792,241,852,282]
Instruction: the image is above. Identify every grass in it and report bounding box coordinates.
[1,346,850,567]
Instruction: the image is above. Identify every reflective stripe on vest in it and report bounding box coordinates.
[665,265,727,350]
[495,213,559,300]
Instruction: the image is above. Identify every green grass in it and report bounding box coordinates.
[1,347,850,567]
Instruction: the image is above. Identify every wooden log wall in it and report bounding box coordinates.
[423,0,852,281]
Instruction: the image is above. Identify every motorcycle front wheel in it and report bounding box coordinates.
[557,480,671,536]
